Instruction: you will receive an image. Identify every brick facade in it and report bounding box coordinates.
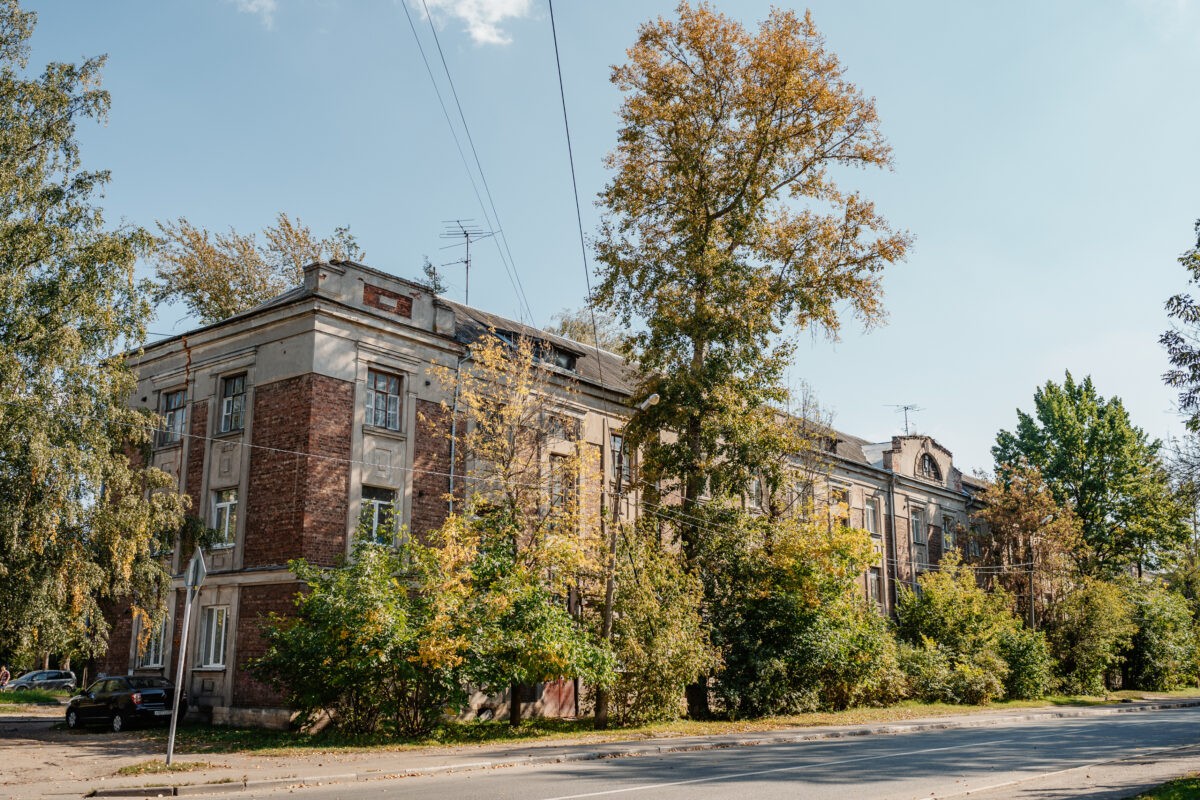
[410,399,452,540]
[244,374,353,568]
[233,582,299,707]
[185,402,208,512]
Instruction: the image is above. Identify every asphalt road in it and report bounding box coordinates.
[240,706,1200,800]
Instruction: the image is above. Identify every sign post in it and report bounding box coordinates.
[166,547,206,766]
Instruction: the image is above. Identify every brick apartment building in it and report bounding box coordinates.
[97,259,984,727]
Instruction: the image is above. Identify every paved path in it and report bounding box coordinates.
[3,700,1200,798]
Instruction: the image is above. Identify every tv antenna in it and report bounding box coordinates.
[439,219,495,306]
[886,404,923,436]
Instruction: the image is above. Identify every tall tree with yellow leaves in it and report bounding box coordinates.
[592,3,908,716]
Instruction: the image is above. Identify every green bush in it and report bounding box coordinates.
[1123,582,1198,691]
[895,554,1022,704]
[998,628,1053,700]
[898,640,1006,705]
[250,541,466,737]
[607,524,717,725]
[1047,578,1136,695]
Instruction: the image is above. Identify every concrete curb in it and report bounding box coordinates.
[83,699,1200,798]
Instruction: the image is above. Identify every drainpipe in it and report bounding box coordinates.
[887,471,901,612]
[447,352,472,515]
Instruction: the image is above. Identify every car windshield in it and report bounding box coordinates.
[127,677,171,689]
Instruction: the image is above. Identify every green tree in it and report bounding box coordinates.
[0,0,185,667]
[153,213,363,324]
[1162,220,1200,430]
[993,373,1188,577]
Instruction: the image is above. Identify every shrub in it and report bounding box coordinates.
[249,541,467,737]
[898,640,1006,705]
[998,628,1053,700]
[607,524,717,725]
[1046,578,1136,695]
[1123,582,1198,691]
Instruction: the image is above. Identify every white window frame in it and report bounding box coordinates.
[199,606,228,668]
[365,369,402,431]
[864,497,879,536]
[158,389,186,447]
[136,618,168,668]
[219,374,246,433]
[869,566,883,609]
[610,433,631,487]
[910,507,927,545]
[360,486,398,545]
[942,514,956,551]
[212,488,238,548]
[830,485,850,526]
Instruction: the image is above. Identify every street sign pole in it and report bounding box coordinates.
[166,547,206,766]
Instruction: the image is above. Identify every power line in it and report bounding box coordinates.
[397,0,532,322]
[547,0,605,389]
[417,0,534,324]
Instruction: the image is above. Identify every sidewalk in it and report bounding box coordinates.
[5,698,1200,799]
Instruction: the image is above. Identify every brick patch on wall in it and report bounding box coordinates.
[363,283,413,318]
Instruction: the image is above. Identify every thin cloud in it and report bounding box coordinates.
[228,0,278,29]
[418,0,534,45]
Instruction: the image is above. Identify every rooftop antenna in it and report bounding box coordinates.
[439,219,495,307]
[886,404,923,436]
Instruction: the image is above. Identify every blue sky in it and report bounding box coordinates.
[26,0,1200,473]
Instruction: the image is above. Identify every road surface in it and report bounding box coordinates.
[239,705,1200,800]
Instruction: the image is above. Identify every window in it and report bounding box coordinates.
[748,477,763,509]
[548,454,573,510]
[968,525,982,558]
[158,389,186,446]
[917,453,942,482]
[830,487,850,527]
[360,486,397,544]
[864,497,879,536]
[211,488,238,548]
[910,507,926,545]
[365,370,402,431]
[942,514,956,551]
[869,567,883,609]
[199,607,227,668]
[219,374,246,433]
[137,618,168,668]
[610,433,631,487]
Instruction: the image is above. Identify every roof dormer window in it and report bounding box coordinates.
[917,453,942,482]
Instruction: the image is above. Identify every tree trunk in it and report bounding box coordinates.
[685,679,710,719]
[509,682,523,727]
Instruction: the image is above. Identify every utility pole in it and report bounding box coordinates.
[439,220,494,307]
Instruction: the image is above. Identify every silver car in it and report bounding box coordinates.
[2,670,76,692]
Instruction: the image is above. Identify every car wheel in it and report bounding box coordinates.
[110,712,126,733]
[65,709,79,730]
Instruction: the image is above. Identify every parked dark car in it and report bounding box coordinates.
[2,669,76,692]
[65,676,186,732]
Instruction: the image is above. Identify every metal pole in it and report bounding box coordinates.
[165,586,194,766]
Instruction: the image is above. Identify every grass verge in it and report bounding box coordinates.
[116,760,215,776]
[1128,773,1200,799]
[0,689,66,705]
[125,689,1200,757]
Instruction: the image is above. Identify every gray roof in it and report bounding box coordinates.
[442,299,637,397]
